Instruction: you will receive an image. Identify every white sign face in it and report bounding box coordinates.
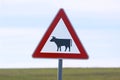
[41,19,80,54]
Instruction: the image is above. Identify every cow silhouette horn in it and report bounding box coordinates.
[51,36,56,38]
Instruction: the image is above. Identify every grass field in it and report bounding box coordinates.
[0,68,120,80]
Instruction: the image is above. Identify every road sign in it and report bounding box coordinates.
[32,9,88,59]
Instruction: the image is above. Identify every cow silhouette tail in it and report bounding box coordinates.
[70,39,72,46]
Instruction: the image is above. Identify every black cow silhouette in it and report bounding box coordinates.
[50,36,72,52]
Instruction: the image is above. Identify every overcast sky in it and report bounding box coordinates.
[0,0,120,68]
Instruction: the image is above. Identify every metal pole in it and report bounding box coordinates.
[58,59,63,80]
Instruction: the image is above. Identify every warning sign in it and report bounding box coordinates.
[32,9,88,59]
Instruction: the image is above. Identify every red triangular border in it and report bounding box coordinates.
[32,9,88,59]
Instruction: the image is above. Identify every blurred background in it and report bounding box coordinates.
[0,0,120,68]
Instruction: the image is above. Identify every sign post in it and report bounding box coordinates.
[58,59,63,80]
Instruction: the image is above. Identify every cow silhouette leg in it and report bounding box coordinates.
[69,46,70,52]
[57,46,61,51]
[57,47,59,51]
[60,47,61,51]
[65,46,67,51]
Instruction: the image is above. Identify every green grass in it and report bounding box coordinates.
[0,68,120,80]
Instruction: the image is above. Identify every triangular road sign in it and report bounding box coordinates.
[32,9,88,59]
